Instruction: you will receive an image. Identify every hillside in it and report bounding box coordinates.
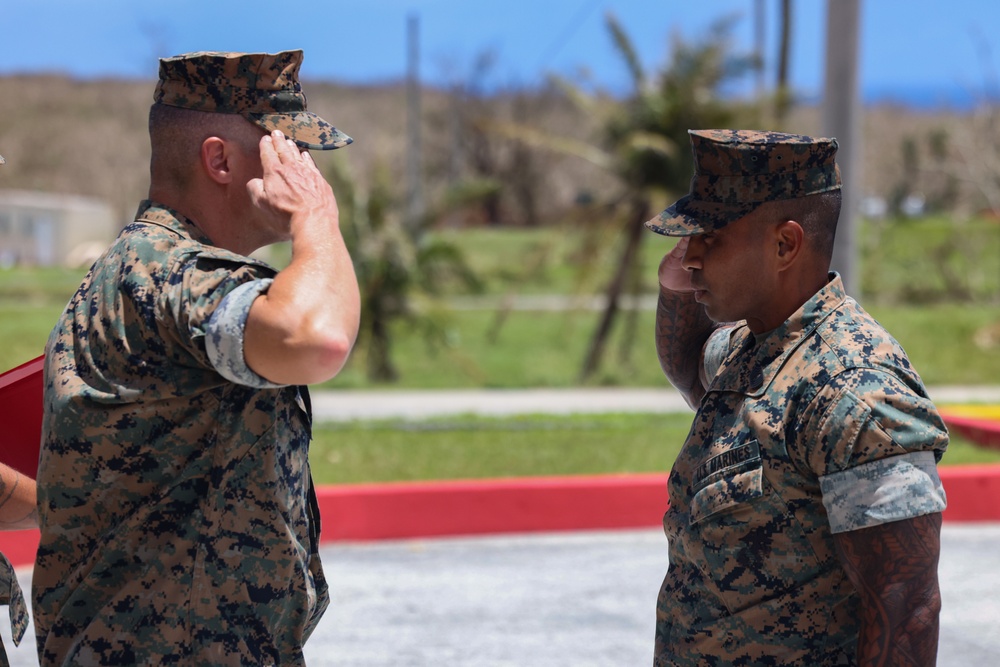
[0,74,982,227]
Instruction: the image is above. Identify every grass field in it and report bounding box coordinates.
[2,217,999,387]
[3,220,999,485]
[308,413,1000,485]
[5,292,998,389]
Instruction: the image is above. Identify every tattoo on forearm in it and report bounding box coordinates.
[834,513,942,667]
[655,290,716,406]
[0,469,15,510]
[0,469,36,527]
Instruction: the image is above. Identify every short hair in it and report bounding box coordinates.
[148,103,264,190]
[768,189,843,261]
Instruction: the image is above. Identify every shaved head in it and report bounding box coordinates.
[148,103,264,191]
[761,190,843,264]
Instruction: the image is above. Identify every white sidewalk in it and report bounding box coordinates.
[310,385,1000,422]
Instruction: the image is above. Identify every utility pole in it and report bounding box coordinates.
[406,13,425,229]
[822,0,862,296]
[775,0,792,126]
[754,0,766,99]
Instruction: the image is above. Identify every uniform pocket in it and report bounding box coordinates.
[690,440,764,525]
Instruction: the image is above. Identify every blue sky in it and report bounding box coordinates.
[3,0,999,107]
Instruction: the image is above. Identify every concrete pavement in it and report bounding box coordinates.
[4,524,999,666]
[5,387,997,664]
[310,385,1000,422]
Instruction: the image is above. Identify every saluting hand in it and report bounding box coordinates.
[658,237,695,293]
[246,130,338,235]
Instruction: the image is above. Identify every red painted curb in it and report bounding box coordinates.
[316,473,669,541]
[3,466,998,569]
[938,464,1000,523]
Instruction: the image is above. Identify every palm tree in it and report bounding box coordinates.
[484,14,759,381]
[328,158,483,382]
[576,14,759,380]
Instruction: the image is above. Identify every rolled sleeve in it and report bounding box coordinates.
[702,326,735,383]
[820,450,947,533]
[0,552,28,649]
[204,278,285,388]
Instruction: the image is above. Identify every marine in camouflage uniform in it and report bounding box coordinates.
[33,52,359,666]
[0,153,36,667]
[648,130,948,666]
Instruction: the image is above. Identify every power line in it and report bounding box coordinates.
[537,0,605,70]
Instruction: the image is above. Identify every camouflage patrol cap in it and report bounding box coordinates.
[154,50,352,151]
[645,129,840,237]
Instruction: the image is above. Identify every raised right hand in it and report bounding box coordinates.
[658,237,695,293]
[246,130,338,235]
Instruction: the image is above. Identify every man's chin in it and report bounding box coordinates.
[702,303,730,324]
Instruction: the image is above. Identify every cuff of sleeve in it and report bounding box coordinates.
[204,278,286,388]
[0,552,28,645]
[820,451,947,534]
[702,326,733,383]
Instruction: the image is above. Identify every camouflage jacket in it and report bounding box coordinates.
[0,552,28,667]
[34,201,328,666]
[655,274,948,667]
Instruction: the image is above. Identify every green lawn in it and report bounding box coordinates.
[4,227,999,487]
[859,215,1000,305]
[0,266,83,368]
[5,299,997,390]
[2,266,999,389]
[309,412,1000,485]
[321,303,1000,389]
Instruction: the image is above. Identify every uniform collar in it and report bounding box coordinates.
[711,273,847,396]
[133,200,215,246]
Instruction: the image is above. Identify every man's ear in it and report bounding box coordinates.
[200,137,233,185]
[774,219,804,269]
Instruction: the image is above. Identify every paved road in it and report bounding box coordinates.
[6,387,998,664]
[311,385,1000,422]
[4,524,998,666]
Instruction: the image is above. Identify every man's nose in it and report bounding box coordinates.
[680,237,703,270]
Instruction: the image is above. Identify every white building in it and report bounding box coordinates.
[0,190,116,268]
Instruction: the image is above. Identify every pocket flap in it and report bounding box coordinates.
[690,441,764,525]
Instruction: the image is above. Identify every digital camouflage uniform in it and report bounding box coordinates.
[654,275,947,666]
[33,52,351,666]
[152,50,352,151]
[0,553,28,667]
[645,130,841,238]
[35,202,327,665]
[646,131,949,666]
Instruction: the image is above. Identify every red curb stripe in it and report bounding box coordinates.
[316,473,670,541]
[3,466,998,568]
[938,464,1000,522]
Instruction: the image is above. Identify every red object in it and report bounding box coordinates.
[0,355,44,478]
[0,529,39,569]
[938,464,1000,522]
[2,467,999,569]
[316,473,670,541]
[940,413,1000,451]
